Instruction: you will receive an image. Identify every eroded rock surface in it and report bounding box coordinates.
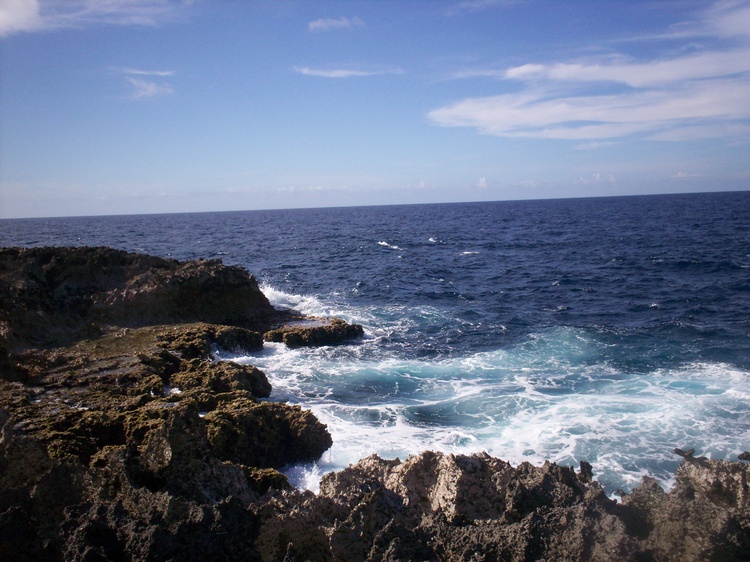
[253,451,750,561]
[0,247,335,560]
[0,324,332,561]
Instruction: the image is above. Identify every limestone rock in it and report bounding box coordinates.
[264,317,364,347]
[253,451,750,561]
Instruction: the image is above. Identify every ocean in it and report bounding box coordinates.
[2,191,749,494]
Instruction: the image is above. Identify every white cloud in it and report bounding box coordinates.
[503,49,750,88]
[308,16,363,32]
[430,0,750,144]
[478,177,488,189]
[430,77,750,140]
[703,0,750,38]
[0,0,40,36]
[125,76,174,99]
[294,66,404,78]
[1,0,185,36]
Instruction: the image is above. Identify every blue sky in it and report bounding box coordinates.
[1,0,749,218]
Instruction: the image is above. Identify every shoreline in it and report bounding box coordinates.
[2,246,749,560]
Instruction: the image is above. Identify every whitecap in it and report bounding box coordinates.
[260,284,332,317]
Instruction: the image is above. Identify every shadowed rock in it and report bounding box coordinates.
[0,246,279,349]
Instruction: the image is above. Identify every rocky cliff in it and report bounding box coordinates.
[1,246,748,561]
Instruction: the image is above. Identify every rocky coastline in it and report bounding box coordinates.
[1,246,748,561]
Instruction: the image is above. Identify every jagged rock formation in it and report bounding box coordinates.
[254,451,750,561]
[1,246,748,561]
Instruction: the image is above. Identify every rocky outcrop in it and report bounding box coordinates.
[0,246,280,348]
[0,323,332,561]
[265,317,365,348]
[0,247,340,560]
[252,451,750,561]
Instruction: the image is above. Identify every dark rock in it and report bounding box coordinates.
[264,317,364,347]
[675,447,696,458]
[738,451,750,461]
[205,399,332,468]
[212,325,264,353]
[578,459,593,483]
[173,359,272,397]
[0,318,332,560]
[0,246,278,348]
[158,324,264,360]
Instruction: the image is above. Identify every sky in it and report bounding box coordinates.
[1,0,749,218]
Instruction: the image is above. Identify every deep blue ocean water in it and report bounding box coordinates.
[2,191,750,494]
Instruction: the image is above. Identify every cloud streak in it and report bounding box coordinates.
[117,67,175,99]
[117,67,175,77]
[430,1,750,143]
[294,66,404,78]
[1,0,185,37]
[126,77,174,99]
[308,16,363,33]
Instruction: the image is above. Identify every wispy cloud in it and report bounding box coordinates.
[1,0,187,37]
[117,67,175,99]
[117,67,175,77]
[294,66,404,78]
[308,16,363,33]
[126,77,174,99]
[430,0,750,143]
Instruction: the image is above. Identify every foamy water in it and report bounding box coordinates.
[226,285,750,494]
[5,193,749,496]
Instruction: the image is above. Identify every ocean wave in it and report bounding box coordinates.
[232,329,750,494]
[377,241,403,251]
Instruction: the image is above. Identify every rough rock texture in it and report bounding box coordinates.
[0,246,279,349]
[1,246,748,561]
[0,323,332,561]
[265,318,365,348]
[252,451,750,561]
[0,247,338,561]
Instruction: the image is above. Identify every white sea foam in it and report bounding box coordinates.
[230,315,750,495]
[377,241,403,250]
[260,284,332,317]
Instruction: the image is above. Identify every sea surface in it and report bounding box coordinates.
[2,191,750,494]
